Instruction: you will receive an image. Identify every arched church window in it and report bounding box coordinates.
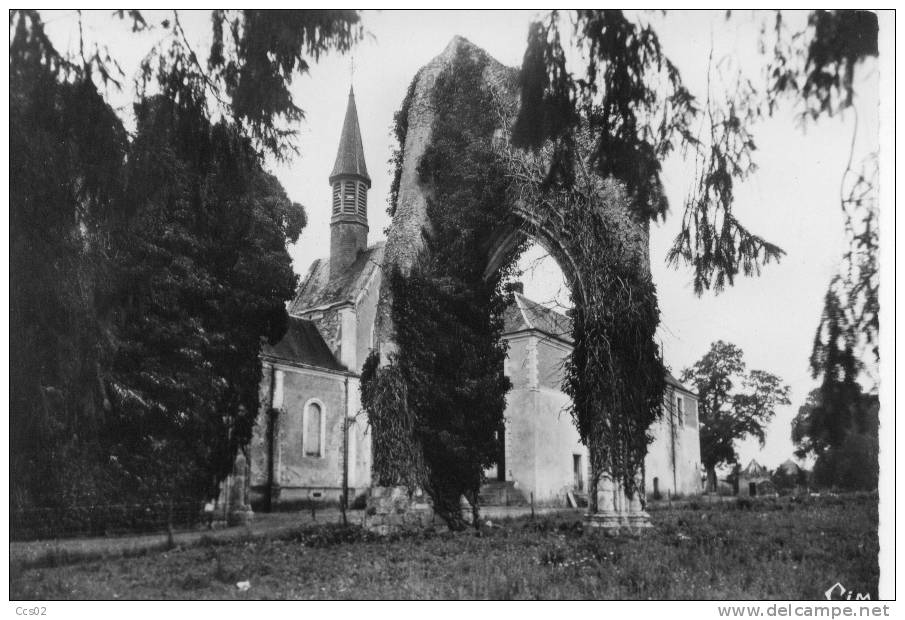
[303,400,325,457]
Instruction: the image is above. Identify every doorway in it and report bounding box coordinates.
[573,454,584,491]
[749,482,757,497]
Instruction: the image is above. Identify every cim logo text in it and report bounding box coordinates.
[825,582,871,601]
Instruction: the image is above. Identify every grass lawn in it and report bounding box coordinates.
[10,494,878,600]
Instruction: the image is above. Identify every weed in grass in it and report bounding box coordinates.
[10,494,879,600]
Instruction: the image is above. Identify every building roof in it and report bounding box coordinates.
[329,87,370,186]
[665,371,697,398]
[262,316,347,372]
[741,459,769,477]
[503,293,698,399]
[289,242,385,314]
[503,292,573,343]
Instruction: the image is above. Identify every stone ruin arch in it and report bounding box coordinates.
[371,36,657,531]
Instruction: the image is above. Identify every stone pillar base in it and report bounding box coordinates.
[583,474,652,534]
[363,486,434,535]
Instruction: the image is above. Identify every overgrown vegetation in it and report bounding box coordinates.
[368,39,668,523]
[364,49,515,529]
[11,495,879,600]
[513,10,880,484]
[9,10,357,533]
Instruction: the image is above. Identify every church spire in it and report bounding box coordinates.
[329,86,370,278]
[329,88,370,186]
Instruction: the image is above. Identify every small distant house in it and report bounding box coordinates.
[773,458,809,493]
[738,459,777,497]
[777,459,803,477]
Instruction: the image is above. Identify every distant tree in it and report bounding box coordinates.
[771,463,808,494]
[513,10,878,488]
[792,387,878,491]
[681,341,791,491]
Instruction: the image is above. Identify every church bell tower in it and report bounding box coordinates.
[329,86,371,278]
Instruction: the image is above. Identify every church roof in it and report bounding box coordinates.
[262,316,347,372]
[503,292,573,343]
[290,242,385,314]
[329,87,370,186]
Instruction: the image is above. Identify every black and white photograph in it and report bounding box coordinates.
[7,8,895,608]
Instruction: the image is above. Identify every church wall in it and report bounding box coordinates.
[344,376,372,497]
[504,334,533,390]
[338,307,358,370]
[249,363,350,507]
[643,389,703,498]
[503,388,538,498]
[248,368,277,497]
[535,338,570,391]
[348,415,372,497]
[503,333,588,505]
[302,308,342,363]
[645,416,677,498]
[354,267,382,374]
[530,389,586,504]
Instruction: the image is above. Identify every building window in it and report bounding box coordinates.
[685,398,697,427]
[332,184,341,215]
[356,181,367,218]
[303,400,325,457]
[676,395,685,427]
[343,180,356,213]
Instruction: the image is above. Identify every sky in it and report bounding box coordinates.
[43,10,883,471]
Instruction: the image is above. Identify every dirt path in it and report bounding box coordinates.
[10,505,578,569]
[9,509,360,569]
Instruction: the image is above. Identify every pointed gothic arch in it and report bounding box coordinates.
[368,36,664,531]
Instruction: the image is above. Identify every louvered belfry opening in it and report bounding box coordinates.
[329,85,371,278]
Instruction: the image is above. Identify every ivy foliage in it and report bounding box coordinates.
[513,9,880,498]
[387,72,420,217]
[563,211,665,503]
[360,350,425,491]
[364,49,515,530]
[496,136,667,505]
[366,40,669,521]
